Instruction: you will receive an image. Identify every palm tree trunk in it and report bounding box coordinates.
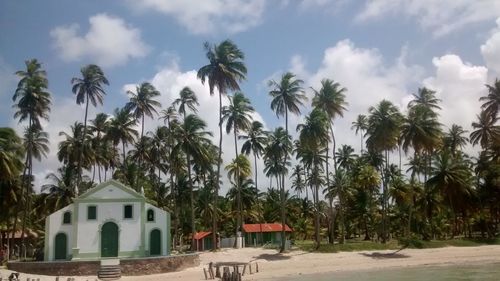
[212,91,223,251]
[326,126,333,245]
[233,126,242,239]
[122,142,126,167]
[77,95,90,185]
[280,109,288,253]
[315,182,320,250]
[10,154,28,259]
[187,153,195,251]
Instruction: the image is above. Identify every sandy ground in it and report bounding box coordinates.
[2,245,500,280]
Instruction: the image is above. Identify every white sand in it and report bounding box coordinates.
[2,245,500,280]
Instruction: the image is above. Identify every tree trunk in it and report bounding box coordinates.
[212,91,223,251]
[280,108,288,253]
[187,153,196,251]
[233,126,242,240]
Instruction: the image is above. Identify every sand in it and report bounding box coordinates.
[2,245,500,280]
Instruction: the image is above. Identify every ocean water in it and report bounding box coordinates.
[278,263,500,281]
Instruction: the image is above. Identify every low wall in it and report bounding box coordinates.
[7,254,199,276]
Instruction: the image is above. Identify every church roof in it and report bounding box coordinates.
[78,179,145,200]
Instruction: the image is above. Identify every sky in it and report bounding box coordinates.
[1,0,500,193]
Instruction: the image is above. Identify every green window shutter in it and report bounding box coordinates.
[147,209,154,222]
[63,212,71,224]
[88,206,97,220]
[124,205,133,219]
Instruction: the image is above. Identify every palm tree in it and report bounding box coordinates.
[0,128,24,181]
[71,64,108,181]
[173,87,199,119]
[443,124,468,156]
[108,107,139,166]
[291,165,305,197]
[470,110,500,149]
[225,154,252,233]
[263,127,292,252]
[351,114,368,152]
[311,79,348,184]
[12,59,51,251]
[480,78,500,118]
[89,113,110,182]
[198,40,247,248]
[172,114,212,250]
[297,108,329,248]
[366,99,403,243]
[268,72,306,252]
[222,92,254,234]
[125,82,162,138]
[240,121,267,190]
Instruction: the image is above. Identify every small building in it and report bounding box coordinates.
[193,231,213,251]
[243,223,292,246]
[44,180,170,261]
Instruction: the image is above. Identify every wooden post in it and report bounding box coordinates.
[203,268,208,280]
[249,263,252,274]
[256,262,259,272]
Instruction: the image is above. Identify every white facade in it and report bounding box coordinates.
[44,180,170,261]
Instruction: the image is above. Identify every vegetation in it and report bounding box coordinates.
[1,42,499,260]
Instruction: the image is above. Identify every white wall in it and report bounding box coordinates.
[144,203,168,255]
[46,204,74,261]
[76,201,142,255]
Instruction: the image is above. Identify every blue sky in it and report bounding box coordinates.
[1,0,500,191]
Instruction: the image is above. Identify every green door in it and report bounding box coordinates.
[101,222,119,257]
[149,229,161,255]
[54,233,67,260]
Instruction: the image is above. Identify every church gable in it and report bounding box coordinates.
[78,180,144,200]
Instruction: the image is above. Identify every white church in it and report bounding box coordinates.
[44,180,170,261]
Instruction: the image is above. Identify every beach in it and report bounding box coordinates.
[2,245,500,280]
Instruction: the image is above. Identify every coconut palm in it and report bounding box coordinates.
[172,114,212,250]
[351,114,368,153]
[0,128,24,181]
[480,78,500,118]
[89,113,110,182]
[409,87,441,113]
[443,124,468,156]
[268,72,306,252]
[125,82,162,138]
[240,121,267,190]
[291,165,305,197]
[108,107,139,166]
[297,108,329,248]
[311,78,348,186]
[173,87,199,118]
[198,40,247,248]
[222,92,254,233]
[71,64,108,181]
[366,100,403,243]
[470,110,500,149]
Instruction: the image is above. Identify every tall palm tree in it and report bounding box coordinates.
[351,114,368,153]
[291,165,305,197]
[263,127,292,252]
[268,72,306,252]
[297,108,329,248]
[366,99,403,243]
[198,40,247,248]
[71,64,108,182]
[12,59,51,251]
[470,110,500,149]
[240,121,267,190]
[311,79,348,184]
[108,107,139,166]
[222,92,254,234]
[125,82,162,139]
[480,78,500,119]
[172,114,212,250]
[0,128,24,181]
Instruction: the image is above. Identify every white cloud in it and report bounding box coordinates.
[423,55,487,139]
[356,0,500,37]
[127,0,265,35]
[50,14,150,67]
[481,18,500,76]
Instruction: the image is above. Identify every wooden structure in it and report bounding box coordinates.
[203,261,259,280]
[193,231,213,251]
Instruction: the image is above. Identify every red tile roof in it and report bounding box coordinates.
[193,231,212,240]
[243,223,292,233]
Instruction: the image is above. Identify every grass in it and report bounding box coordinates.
[294,237,500,253]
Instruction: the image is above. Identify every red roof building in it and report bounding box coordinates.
[242,223,292,233]
[193,231,214,251]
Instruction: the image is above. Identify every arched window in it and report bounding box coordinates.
[63,211,71,224]
[147,209,155,222]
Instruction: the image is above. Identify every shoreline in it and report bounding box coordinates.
[2,245,500,280]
